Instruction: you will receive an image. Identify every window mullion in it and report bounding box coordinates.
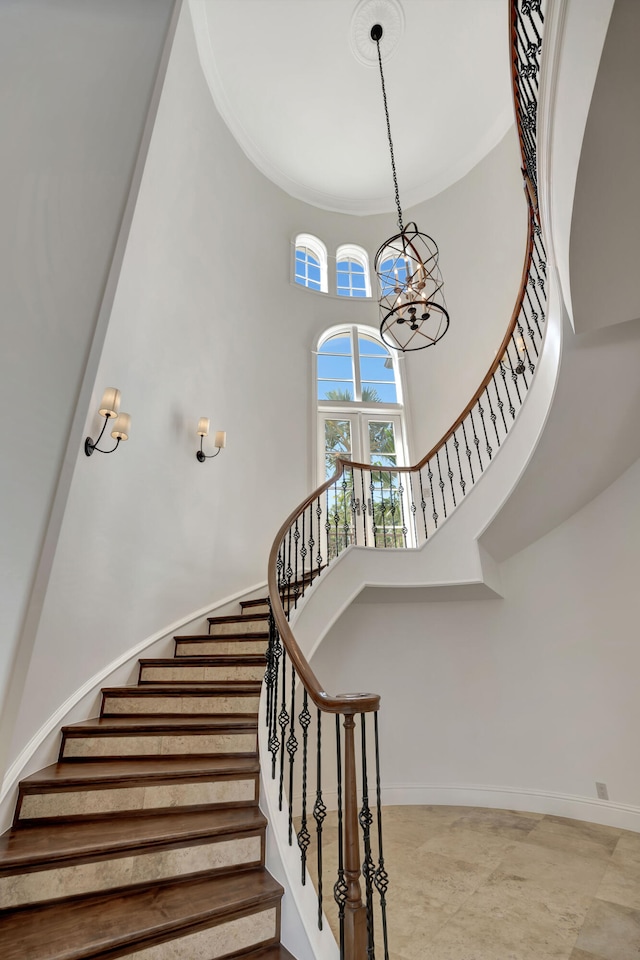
[352,326,362,402]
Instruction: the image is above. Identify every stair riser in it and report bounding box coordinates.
[0,834,263,909]
[209,620,267,636]
[102,695,260,716]
[140,665,265,682]
[17,777,257,822]
[176,640,267,656]
[60,732,257,760]
[240,602,270,614]
[123,905,277,960]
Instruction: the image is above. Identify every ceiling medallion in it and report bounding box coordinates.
[350,0,404,66]
[369,22,450,352]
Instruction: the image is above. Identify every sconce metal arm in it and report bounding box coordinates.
[196,437,222,462]
[85,416,121,457]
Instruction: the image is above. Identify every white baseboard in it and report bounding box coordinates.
[292,782,640,833]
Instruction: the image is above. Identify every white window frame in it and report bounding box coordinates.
[293,233,328,293]
[314,324,411,485]
[336,243,372,298]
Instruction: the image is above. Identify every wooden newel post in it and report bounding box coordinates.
[342,713,367,960]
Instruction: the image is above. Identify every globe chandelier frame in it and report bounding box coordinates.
[370,23,450,352]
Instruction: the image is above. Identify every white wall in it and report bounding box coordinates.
[569,0,640,332]
[311,455,640,821]
[0,0,175,778]
[5,3,526,779]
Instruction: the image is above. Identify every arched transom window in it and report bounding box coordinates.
[294,233,328,292]
[336,244,371,298]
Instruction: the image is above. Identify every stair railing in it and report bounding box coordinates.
[265,4,545,959]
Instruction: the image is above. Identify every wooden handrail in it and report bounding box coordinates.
[267,460,380,715]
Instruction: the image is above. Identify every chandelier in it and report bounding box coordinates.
[370,23,450,352]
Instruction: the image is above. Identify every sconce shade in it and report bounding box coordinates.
[214,431,227,449]
[197,417,210,437]
[111,412,131,441]
[99,388,121,419]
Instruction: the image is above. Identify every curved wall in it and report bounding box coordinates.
[310,455,640,828]
[5,3,526,789]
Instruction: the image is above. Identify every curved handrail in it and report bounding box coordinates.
[264,5,546,958]
[267,465,379,715]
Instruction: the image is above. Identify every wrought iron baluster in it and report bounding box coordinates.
[369,476,378,546]
[460,419,476,483]
[300,508,307,600]
[334,716,347,960]
[524,286,542,340]
[360,468,368,547]
[333,477,340,559]
[297,690,311,881]
[342,470,350,550]
[498,358,517,420]
[408,471,419,545]
[492,372,508,433]
[269,623,282,778]
[316,496,323,578]
[504,344,524,405]
[325,488,331,567]
[388,476,398,547]
[484,385,501,449]
[443,441,457,508]
[397,475,408,548]
[373,713,390,960]
[285,528,293,619]
[359,714,376,960]
[350,468,358,547]
[418,466,428,539]
[278,647,289,811]
[378,471,388,548]
[469,408,484,472]
[313,709,326,930]
[477,397,493,461]
[287,665,298,845]
[293,518,300,609]
[452,430,467,499]
[426,459,438,528]
[435,450,447,519]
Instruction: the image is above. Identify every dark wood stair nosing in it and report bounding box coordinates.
[0,869,285,960]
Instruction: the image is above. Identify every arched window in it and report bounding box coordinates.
[316,325,407,474]
[316,326,410,546]
[294,233,328,293]
[336,244,371,298]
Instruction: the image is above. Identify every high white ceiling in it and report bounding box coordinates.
[190,0,514,215]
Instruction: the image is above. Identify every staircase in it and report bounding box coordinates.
[0,598,297,960]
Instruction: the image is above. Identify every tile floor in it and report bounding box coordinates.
[304,806,640,960]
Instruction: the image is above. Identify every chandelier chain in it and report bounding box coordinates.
[374,35,404,233]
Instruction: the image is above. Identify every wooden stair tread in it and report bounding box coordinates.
[20,756,259,788]
[62,716,258,732]
[0,807,266,870]
[140,656,266,666]
[239,598,270,608]
[175,633,269,641]
[0,868,283,960]
[102,683,262,695]
[206,613,270,624]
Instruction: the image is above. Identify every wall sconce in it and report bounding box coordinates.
[196,419,226,462]
[85,388,131,456]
